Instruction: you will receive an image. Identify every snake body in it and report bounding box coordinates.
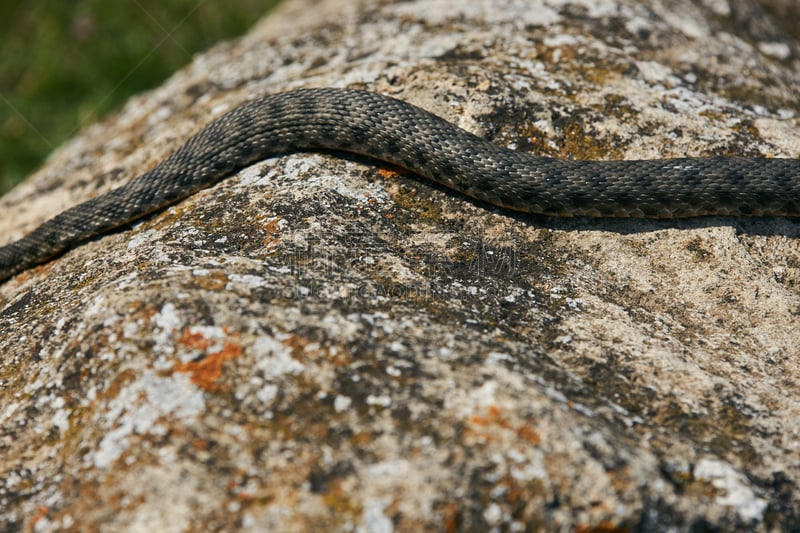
[1,87,799,283]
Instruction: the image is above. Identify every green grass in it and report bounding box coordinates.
[0,0,283,196]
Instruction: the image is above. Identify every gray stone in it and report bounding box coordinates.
[1,0,798,530]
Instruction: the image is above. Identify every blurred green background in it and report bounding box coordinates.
[0,0,283,196]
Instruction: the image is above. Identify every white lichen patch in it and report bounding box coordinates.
[150,302,182,356]
[694,458,768,522]
[91,371,205,469]
[251,335,305,378]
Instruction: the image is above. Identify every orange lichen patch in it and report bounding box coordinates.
[193,270,229,291]
[352,431,374,446]
[14,260,54,285]
[469,405,512,429]
[235,491,255,502]
[174,342,243,392]
[280,333,310,354]
[468,405,542,446]
[516,425,541,445]
[264,216,283,234]
[575,521,629,533]
[177,329,218,351]
[125,301,160,319]
[228,475,277,505]
[440,501,461,533]
[263,215,283,246]
[30,506,49,527]
[377,165,408,179]
[96,368,139,401]
[500,474,527,505]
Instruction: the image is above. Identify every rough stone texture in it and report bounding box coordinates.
[1,0,799,531]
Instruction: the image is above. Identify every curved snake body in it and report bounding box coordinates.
[1,88,799,282]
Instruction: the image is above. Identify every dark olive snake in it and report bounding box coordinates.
[1,88,799,283]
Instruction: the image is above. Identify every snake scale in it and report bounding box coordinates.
[1,87,799,283]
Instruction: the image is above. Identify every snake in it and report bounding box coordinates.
[0,87,799,283]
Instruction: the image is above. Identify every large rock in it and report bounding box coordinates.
[1,0,798,530]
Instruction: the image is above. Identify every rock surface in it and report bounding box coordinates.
[1,0,799,531]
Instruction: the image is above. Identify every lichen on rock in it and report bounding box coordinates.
[1,0,799,531]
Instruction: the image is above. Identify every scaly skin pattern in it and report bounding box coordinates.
[0,88,799,282]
